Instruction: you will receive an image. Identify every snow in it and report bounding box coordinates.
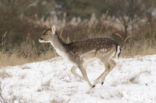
[0,55,156,103]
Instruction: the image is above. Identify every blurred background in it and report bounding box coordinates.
[0,0,156,66]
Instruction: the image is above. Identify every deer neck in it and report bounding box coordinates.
[50,34,69,58]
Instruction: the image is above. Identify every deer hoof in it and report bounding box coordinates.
[101,82,104,85]
[92,85,96,88]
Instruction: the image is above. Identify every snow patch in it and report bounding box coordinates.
[0,55,156,103]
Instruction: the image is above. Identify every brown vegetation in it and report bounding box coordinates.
[0,0,156,67]
[0,14,156,67]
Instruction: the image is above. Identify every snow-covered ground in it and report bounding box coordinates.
[0,55,156,103]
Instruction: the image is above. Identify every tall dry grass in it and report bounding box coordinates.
[0,14,156,67]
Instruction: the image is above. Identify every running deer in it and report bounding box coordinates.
[39,26,121,88]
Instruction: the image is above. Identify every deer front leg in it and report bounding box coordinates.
[71,66,84,80]
[78,64,93,87]
[71,65,93,87]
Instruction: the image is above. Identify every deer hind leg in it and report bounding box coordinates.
[93,59,116,86]
[93,47,116,86]
[101,60,116,85]
[92,62,108,86]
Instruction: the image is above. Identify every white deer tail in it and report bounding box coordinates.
[116,45,121,58]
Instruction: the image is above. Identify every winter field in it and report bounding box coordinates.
[0,55,156,103]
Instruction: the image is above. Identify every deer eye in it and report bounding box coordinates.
[43,31,49,35]
[43,33,47,35]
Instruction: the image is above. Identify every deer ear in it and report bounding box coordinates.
[51,25,56,35]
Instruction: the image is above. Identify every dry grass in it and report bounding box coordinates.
[0,52,29,67]
[0,15,156,67]
[122,45,156,57]
[0,51,56,67]
[0,42,155,67]
[1,39,155,67]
